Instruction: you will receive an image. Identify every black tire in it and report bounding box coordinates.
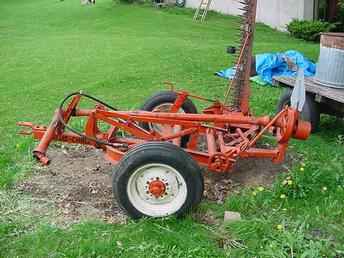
[175,0,185,7]
[140,91,198,147]
[277,88,320,132]
[112,142,204,219]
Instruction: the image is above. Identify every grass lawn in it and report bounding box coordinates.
[1,0,344,257]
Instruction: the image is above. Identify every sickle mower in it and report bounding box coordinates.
[18,0,311,219]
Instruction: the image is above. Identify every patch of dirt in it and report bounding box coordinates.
[203,152,294,204]
[17,145,126,226]
[16,144,295,225]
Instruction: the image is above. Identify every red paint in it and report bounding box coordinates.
[17,91,311,174]
[149,180,166,198]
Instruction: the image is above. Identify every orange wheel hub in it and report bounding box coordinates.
[148,180,166,198]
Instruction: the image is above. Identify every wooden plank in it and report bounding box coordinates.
[273,76,344,104]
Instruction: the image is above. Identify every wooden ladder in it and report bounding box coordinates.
[193,0,212,22]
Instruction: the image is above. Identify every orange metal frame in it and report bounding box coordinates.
[18,91,311,174]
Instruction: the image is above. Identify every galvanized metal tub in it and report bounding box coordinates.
[315,33,344,88]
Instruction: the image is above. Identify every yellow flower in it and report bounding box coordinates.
[16,143,20,149]
[287,180,293,186]
[322,186,328,192]
[252,191,257,196]
[280,194,287,199]
[282,208,287,211]
[276,224,284,231]
[300,167,305,172]
[257,186,265,192]
[282,180,288,186]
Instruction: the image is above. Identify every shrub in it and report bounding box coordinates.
[287,19,335,41]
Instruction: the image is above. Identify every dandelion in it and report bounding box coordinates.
[322,186,328,192]
[252,191,257,196]
[276,224,284,231]
[287,180,293,186]
[16,143,20,149]
[280,194,286,199]
[300,167,305,172]
[257,186,264,192]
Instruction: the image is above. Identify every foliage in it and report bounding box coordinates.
[224,155,344,257]
[1,0,344,257]
[0,219,224,257]
[287,19,335,41]
[273,157,344,200]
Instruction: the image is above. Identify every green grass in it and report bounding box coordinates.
[1,0,344,257]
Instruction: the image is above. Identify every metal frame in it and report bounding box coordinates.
[18,90,310,174]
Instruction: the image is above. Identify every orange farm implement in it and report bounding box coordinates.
[18,0,311,218]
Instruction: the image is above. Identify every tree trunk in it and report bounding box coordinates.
[327,0,339,21]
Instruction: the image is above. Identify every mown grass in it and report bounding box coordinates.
[0,0,344,257]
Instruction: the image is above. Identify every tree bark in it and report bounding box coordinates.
[327,0,339,21]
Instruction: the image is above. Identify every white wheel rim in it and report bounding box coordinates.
[127,163,187,217]
[150,103,184,134]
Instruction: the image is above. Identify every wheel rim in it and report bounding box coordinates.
[150,103,184,135]
[127,163,187,217]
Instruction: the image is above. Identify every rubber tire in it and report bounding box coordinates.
[112,142,204,219]
[175,0,185,7]
[140,91,198,147]
[277,88,320,133]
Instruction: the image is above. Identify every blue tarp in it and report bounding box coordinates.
[216,50,316,85]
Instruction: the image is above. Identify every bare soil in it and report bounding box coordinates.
[16,144,294,225]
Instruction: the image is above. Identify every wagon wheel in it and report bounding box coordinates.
[140,91,197,147]
[112,142,204,219]
[151,102,184,135]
